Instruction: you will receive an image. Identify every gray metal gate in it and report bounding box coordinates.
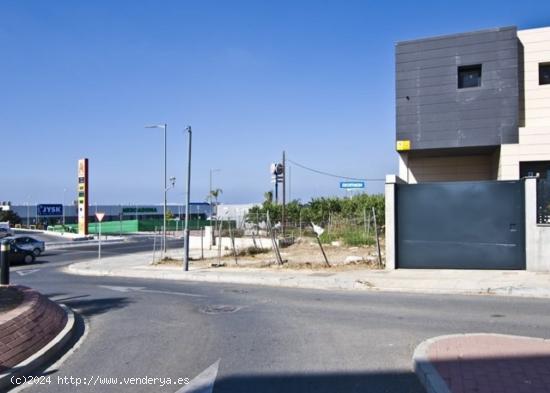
[396,180,525,269]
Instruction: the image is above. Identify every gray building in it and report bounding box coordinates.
[396,26,550,182]
[386,25,550,272]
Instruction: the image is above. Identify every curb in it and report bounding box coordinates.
[0,305,76,391]
[412,333,550,393]
[412,336,453,393]
[65,263,550,299]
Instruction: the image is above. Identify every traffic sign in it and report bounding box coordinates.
[339,181,365,189]
[37,204,63,216]
[95,212,105,222]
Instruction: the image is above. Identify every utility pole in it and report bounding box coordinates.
[288,165,292,202]
[282,150,286,235]
[184,126,192,271]
[163,123,167,255]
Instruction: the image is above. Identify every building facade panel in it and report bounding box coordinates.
[396,26,519,151]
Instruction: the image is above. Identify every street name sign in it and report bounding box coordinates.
[339,181,365,189]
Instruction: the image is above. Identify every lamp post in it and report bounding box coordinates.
[184,126,192,271]
[62,188,67,226]
[145,123,168,254]
[26,195,30,228]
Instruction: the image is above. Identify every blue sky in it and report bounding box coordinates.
[1,1,549,205]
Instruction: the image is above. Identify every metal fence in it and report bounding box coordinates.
[537,179,550,224]
[242,210,383,247]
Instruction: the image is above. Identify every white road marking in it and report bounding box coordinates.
[15,269,40,276]
[99,285,205,297]
[176,359,220,393]
[98,285,145,292]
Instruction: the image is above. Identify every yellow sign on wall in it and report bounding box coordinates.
[396,140,411,151]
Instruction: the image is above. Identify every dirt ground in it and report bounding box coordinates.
[157,237,385,270]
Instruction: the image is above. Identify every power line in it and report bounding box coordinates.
[286,158,385,182]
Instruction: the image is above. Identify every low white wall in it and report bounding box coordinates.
[186,230,272,251]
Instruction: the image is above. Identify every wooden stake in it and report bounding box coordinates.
[372,207,382,268]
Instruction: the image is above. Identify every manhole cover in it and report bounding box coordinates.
[491,314,505,318]
[200,305,240,314]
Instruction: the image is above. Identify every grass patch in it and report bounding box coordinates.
[319,230,376,246]
[234,246,270,257]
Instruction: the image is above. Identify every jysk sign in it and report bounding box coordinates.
[340,181,365,189]
[37,204,63,216]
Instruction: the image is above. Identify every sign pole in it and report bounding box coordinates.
[95,212,105,262]
[98,221,102,261]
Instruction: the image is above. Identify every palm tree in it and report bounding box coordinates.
[207,188,223,217]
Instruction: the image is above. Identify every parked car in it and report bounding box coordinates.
[10,236,45,256]
[0,227,13,239]
[5,240,35,264]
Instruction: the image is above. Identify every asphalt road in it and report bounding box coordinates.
[8,237,550,393]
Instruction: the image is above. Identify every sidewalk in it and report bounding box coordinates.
[66,250,550,298]
[413,333,550,393]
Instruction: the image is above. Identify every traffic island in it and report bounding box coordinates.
[413,333,550,393]
[0,286,76,391]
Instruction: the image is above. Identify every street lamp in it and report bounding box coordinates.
[183,126,192,271]
[145,123,168,255]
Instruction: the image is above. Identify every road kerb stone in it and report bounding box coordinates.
[412,333,550,393]
[412,336,452,393]
[0,303,76,391]
[65,260,550,299]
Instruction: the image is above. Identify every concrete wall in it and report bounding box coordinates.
[384,175,405,270]
[525,178,550,271]
[498,27,550,179]
[396,26,519,151]
[399,152,498,183]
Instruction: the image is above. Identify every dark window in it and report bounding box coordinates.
[540,63,550,85]
[520,161,550,179]
[458,64,482,89]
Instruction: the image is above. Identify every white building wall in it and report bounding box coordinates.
[499,27,550,179]
[399,152,497,184]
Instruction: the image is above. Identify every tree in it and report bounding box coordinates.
[207,188,223,217]
[0,210,22,225]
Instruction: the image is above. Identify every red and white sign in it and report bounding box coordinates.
[95,212,105,222]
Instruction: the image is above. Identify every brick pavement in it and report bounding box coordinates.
[418,334,550,393]
[0,286,67,372]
